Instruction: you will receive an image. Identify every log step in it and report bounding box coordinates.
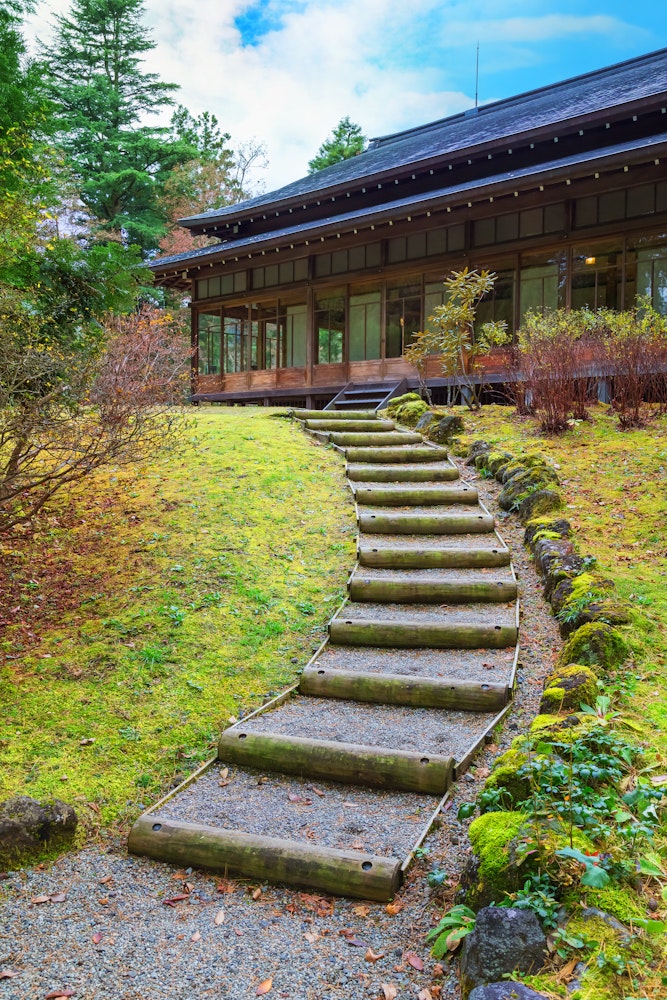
[348,567,517,604]
[312,643,516,684]
[345,446,448,463]
[331,431,423,447]
[218,729,453,795]
[300,665,509,712]
[347,462,458,482]
[357,535,510,568]
[292,409,378,421]
[330,601,517,649]
[129,816,402,902]
[358,507,494,534]
[354,484,478,506]
[305,419,395,432]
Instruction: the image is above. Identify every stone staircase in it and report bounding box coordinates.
[128,410,519,901]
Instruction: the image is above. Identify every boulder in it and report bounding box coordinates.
[516,489,564,523]
[428,413,465,444]
[415,411,436,432]
[532,539,584,599]
[386,391,423,416]
[540,663,599,714]
[498,469,559,512]
[524,517,572,547]
[463,812,528,908]
[394,399,429,426]
[466,440,492,466]
[557,622,629,673]
[468,985,550,1000]
[459,907,547,999]
[0,796,78,868]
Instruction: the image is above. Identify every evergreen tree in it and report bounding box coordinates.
[41,0,195,252]
[307,116,367,174]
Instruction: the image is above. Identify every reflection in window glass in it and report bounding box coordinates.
[279,303,307,367]
[349,286,381,361]
[636,246,667,314]
[386,279,421,357]
[476,271,515,335]
[257,303,278,369]
[315,290,345,364]
[223,307,247,373]
[198,312,221,375]
[519,254,565,318]
[571,245,622,311]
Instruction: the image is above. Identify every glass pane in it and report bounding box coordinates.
[496,213,518,243]
[387,237,407,263]
[349,246,365,271]
[407,232,426,259]
[424,280,446,320]
[544,203,565,232]
[385,302,403,358]
[223,310,245,373]
[473,218,494,246]
[331,250,348,274]
[278,261,294,284]
[598,191,625,223]
[294,258,309,281]
[575,196,597,228]
[448,225,465,251]
[637,248,667,314]
[198,312,221,375]
[426,229,447,256]
[366,242,382,267]
[627,184,655,218]
[520,208,542,238]
[265,264,279,286]
[314,254,331,277]
[234,271,247,292]
[349,288,381,361]
[283,303,307,367]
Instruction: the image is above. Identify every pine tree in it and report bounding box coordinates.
[307,116,367,174]
[42,0,195,252]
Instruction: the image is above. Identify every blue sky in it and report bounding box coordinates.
[27,0,666,190]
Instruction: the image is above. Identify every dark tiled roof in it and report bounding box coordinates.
[152,130,667,271]
[180,48,667,228]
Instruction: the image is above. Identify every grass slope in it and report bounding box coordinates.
[0,409,356,833]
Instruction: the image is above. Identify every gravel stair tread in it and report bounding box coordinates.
[128,409,520,901]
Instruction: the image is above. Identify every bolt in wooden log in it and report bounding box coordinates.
[345,446,448,463]
[292,409,377,421]
[346,464,458,482]
[348,576,518,604]
[300,666,509,712]
[217,730,452,795]
[357,545,511,569]
[354,486,478,506]
[305,419,395,432]
[329,618,517,648]
[358,511,495,534]
[331,431,423,447]
[129,816,402,902]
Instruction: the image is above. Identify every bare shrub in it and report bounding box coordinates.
[0,305,191,530]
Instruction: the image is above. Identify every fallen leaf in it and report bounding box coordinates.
[287,793,312,804]
[381,985,398,1000]
[99,875,113,885]
[219,767,229,780]
[45,991,76,999]
[350,841,365,850]
[385,902,403,916]
[431,987,442,997]
[364,947,385,963]
[257,775,269,785]
[346,937,367,948]
[50,893,67,903]
[418,990,433,1000]
[432,963,444,977]
[255,978,272,995]
[79,738,95,746]
[353,904,370,917]
[218,780,231,788]
[474,766,490,779]
[214,909,225,926]
[31,895,50,905]
[162,893,190,906]
[92,932,102,945]
[216,878,235,894]
[251,887,262,901]
[304,931,319,944]
[98,898,108,906]
[234,927,244,936]
[191,931,201,942]
[0,970,19,979]
[310,786,325,797]
[405,952,424,971]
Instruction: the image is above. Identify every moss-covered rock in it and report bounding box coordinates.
[499,454,555,483]
[394,399,430,426]
[498,468,559,512]
[528,712,599,743]
[0,796,78,868]
[464,811,529,907]
[524,517,572,548]
[480,450,514,476]
[516,489,564,523]
[465,439,492,466]
[557,622,629,673]
[386,391,422,415]
[540,664,599,714]
[415,411,436,432]
[532,538,584,598]
[481,738,533,808]
[427,413,465,444]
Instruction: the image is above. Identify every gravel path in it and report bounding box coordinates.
[0,457,562,1000]
[314,644,515,683]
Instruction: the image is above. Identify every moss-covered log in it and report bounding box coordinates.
[331,431,422,447]
[217,729,452,794]
[354,486,477,506]
[329,618,517,648]
[358,511,495,534]
[300,666,509,712]
[345,446,448,463]
[357,544,510,569]
[129,816,402,902]
[291,409,377,421]
[346,464,458,482]
[305,419,394,433]
[348,576,517,604]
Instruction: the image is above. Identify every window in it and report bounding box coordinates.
[223,307,247,373]
[314,242,382,279]
[635,244,667,314]
[196,272,246,299]
[315,290,345,364]
[349,284,382,361]
[475,270,515,334]
[519,253,566,318]
[571,244,622,311]
[256,303,279,369]
[198,311,221,375]
[386,278,421,357]
[278,302,307,367]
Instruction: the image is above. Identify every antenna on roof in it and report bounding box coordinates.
[475,41,480,107]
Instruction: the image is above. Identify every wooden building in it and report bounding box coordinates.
[151,48,667,408]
